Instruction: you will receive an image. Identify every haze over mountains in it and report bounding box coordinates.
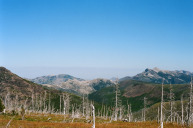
[1,66,192,97]
[30,67,193,95]
[0,66,192,112]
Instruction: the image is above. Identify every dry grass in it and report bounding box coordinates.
[0,114,189,128]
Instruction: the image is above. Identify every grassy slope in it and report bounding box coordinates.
[0,114,185,128]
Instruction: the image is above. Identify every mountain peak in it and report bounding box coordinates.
[153,67,161,72]
[0,66,10,72]
[122,68,193,84]
[144,68,151,72]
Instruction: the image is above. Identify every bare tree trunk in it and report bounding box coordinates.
[188,77,192,126]
[181,94,184,125]
[21,105,25,120]
[49,93,51,113]
[127,104,130,122]
[114,78,120,121]
[161,80,164,128]
[158,106,160,123]
[169,83,174,123]
[143,97,147,122]
[115,86,118,121]
[32,91,34,112]
[63,93,66,115]
[60,95,61,114]
[82,94,85,116]
[44,91,47,112]
[119,107,122,120]
[91,104,95,128]
[35,93,38,112]
[14,94,18,111]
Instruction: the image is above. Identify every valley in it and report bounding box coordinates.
[0,67,192,127]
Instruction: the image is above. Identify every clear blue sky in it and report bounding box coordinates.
[0,0,193,79]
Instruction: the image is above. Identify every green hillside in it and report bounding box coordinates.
[89,80,190,112]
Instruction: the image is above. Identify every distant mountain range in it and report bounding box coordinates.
[0,66,192,112]
[31,75,115,95]
[30,67,193,95]
[120,67,193,84]
[31,74,84,85]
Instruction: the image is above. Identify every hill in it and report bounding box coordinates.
[0,67,45,100]
[89,79,190,112]
[31,74,84,85]
[31,75,115,95]
[120,67,193,84]
[0,67,82,111]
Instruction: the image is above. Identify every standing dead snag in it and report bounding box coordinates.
[143,97,147,122]
[188,76,193,126]
[49,93,51,113]
[160,80,164,128]
[115,81,118,121]
[31,91,34,112]
[181,94,184,125]
[43,91,47,112]
[127,104,132,122]
[157,106,160,123]
[114,78,121,121]
[91,104,95,128]
[85,95,90,120]
[82,94,85,117]
[21,105,25,120]
[63,93,70,118]
[60,95,62,114]
[169,83,175,123]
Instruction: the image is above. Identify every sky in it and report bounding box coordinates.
[0,0,193,79]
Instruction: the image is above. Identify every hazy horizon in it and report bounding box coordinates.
[5,66,143,80]
[3,66,192,80]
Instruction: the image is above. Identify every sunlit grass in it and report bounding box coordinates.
[0,113,188,128]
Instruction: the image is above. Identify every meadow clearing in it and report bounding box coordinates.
[0,113,188,128]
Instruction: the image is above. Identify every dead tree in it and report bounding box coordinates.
[21,105,25,120]
[181,94,184,125]
[14,94,18,112]
[114,78,121,121]
[127,104,132,122]
[31,91,34,112]
[91,104,95,128]
[188,77,193,126]
[60,95,62,114]
[143,97,147,122]
[160,80,164,128]
[43,91,47,112]
[85,95,90,120]
[119,107,122,120]
[115,84,118,121]
[4,91,10,111]
[48,93,51,113]
[63,93,70,116]
[82,94,85,117]
[35,93,38,112]
[169,83,175,122]
[158,106,160,123]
